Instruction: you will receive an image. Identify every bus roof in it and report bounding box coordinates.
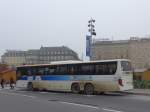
[17,59,130,68]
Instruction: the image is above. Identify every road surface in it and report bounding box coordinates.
[0,89,150,112]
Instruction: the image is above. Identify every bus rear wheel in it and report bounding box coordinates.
[84,83,94,95]
[71,83,80,94]
[27,82,33,91]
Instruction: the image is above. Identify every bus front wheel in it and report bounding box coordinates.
[71,83,80,94]
[84,83,94,95]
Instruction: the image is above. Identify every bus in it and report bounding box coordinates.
[16,59,133,95]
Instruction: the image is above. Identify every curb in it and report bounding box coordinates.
[119,91,150,96]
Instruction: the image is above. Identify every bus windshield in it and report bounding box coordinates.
[121,61,132,71]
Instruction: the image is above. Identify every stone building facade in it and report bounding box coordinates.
[1,46,79,66]
[1,50,26,66]
[91,37,150,70]
[38,46,79,64]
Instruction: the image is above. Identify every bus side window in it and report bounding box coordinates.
[105,62,117,75]
[68,65,74,75]
[80,64,94,75]
[68,64,79,75]
[54,66,60,75]
[36,67,44,76]
[108,63,117,75]
[20,68,28,76]
[27,70,32,76]
[44,67,50,75]
[70,67,74,75]
[16,71,21,79]
[95,64,103,75]
[32,68,37,76]
[81,64,88,75]
[49,66,57,75]
[58,65,68,75]
[95,63,111,75]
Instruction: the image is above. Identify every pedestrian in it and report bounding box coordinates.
[1,78,5,89]
[10,78,14,89]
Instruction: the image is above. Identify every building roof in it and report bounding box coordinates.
[93,37,150,46]
[27,49,40,55]
[2,50,27,57]
[2,46,78,57]
[93,40,129,45]
[0,64,14,74]
[0,69,14,74]
[40,46,75,52]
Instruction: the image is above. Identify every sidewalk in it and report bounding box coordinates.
[0,84,16,90]
[123,89,150,96]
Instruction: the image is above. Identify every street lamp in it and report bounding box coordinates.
[88,18,96,36]
[86,18,96,60]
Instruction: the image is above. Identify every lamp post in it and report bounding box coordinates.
[87,18,96,60]
[88,18,96,37]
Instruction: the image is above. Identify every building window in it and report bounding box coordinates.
[65,56,68,60]
[50,57,52,60]
[65,51,68,54]
[58,56,61,60]
[121,55,123,58]
[70,56,73,59]
[61,56,64,60]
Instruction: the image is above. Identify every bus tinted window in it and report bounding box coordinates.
[19,67,28,76]
[80,64,95,75]
[48,66,56,74]
[17,61,117,76]
[95,62,117,75]
[121,61,131,71]
[54,65,68,75]
[16,69,22,79]
[36,67,45,75]
[68,64,80,75]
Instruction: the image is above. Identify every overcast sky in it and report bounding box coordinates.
[0,0,150,58]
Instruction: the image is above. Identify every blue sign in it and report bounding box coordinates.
[86,35,92,57]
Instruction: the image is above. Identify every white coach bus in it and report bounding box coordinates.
[16,59,133,95]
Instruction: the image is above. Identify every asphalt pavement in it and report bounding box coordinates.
[0,88,150,112]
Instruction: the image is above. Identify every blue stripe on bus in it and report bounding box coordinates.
[19,76,28,80]
[18,75,92,81]
[41,75,70,80]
